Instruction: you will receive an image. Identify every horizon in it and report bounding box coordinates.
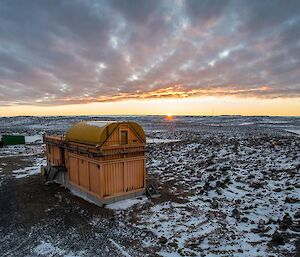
[1,1,300,116]
[2,113,300,118]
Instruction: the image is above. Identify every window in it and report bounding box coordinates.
[121,131,128,145]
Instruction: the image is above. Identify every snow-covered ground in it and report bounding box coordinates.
[12,157,46,179]
[141,134,300,256]
[0,115,299,257]
[285,129,300,136]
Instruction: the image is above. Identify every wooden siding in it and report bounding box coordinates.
[69,156,79,184]
[66,152,145,200]
[46,144,64,166]
[89,163,101,196]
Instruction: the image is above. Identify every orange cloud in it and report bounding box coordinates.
[42,84,274,105]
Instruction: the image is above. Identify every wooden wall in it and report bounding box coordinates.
[67,152,145,199]
[46,143,64,166]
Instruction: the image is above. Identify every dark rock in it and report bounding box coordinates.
[264,226,272,232]
[247,174,255,179]
[224,177,231,184]
[216,187,222,195]
[291,223,300,232]
[211,199,219,209]
[198,189,204,194]
[220,166,230,172]
[250,181,263,189]
[251,228,264,233]
[241,217,249,223]
[235,176,242,182]
[168,242,178,248]
[232,208,240,220]
[177,248,185,256]
[186,239,200,248]
[258,219,265,229]
[159,236,168,244]
[203,182,211,191]
[235,199,242,204]
[204,159,215,167]
[282,213,292,226]
[267,218,277,224]
[294,211,300,219]
[279,222,288,231]
[207,175,215,181]
[232,208,240,216]
[271,230,285,245]
[206,166,217,172]
[216,181,225,188]
[285,186,294,191]
[285,197,299,203]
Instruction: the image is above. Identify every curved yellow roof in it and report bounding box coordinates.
[65,121,146,145]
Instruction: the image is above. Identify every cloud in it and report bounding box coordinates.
[0,0,300,106]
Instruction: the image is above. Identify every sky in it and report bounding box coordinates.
[0,0,300,116]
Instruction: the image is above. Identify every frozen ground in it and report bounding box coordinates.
[0,115,299,257]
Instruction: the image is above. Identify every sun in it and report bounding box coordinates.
[164,113,174,121]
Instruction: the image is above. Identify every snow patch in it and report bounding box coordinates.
[33,241,79,257]
[147,138,180,144]
[86,121,114,127]
[106,196,148,210]
[25,135,43,144]
[34,241,64,256]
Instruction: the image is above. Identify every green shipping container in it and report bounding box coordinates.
[2,135,25,145]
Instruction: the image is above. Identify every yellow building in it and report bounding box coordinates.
[43,121,146,206]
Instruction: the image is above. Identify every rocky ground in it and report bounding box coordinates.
[0,116,299,256]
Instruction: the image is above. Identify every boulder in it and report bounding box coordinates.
[216,187,222,195]
[282,213,292,226]
[241,217,249,223]
[285,197,299,203]
[211,199,219,209]
[294,211,300,219]
[159,236,168,244]
[271,230,285,245]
